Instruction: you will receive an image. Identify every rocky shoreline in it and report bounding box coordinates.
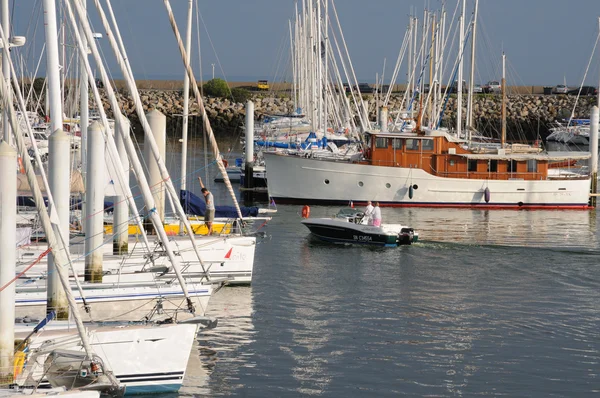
[99,89,598,141]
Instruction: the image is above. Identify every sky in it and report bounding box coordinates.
[7,0,600,86]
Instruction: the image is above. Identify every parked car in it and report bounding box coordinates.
[472,84,483,94]
[483,81,501,93]
[552,84,568,94]
[567,86,598,96]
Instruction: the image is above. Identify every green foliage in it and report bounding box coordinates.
[230,87,251,104]
[203,78,230,98]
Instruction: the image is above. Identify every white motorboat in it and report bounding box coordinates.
[301,207,418,247]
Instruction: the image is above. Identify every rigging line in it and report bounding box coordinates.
[0,248,51,293]
[567,27,600,128]
[196,6,228,86]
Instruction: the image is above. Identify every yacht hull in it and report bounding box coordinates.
[265,153,591,209]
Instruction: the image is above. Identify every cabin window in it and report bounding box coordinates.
[392,138,403,149]
[527,159,537,173]
[508,160,518,173]
[488,160,498,172]
[468,159,477,172]
[405,139,419,151]
[421,140,434,151]
[375,137,388,148]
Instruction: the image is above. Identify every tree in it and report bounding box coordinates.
[202,78,230,98]
[230,87,251,104]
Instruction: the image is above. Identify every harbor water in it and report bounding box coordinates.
[165,145,600,397]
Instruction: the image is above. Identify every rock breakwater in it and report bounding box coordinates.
[99,89,598,141]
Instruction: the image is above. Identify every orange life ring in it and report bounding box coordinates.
[301,205,310,218]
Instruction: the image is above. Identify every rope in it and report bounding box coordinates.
[0,248,51,293]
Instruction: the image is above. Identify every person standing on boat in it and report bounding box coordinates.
[198,177,215,235]
[372,202,382,227]
[363,200,374,225]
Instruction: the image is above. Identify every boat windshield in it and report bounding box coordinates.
[336,208,363,218]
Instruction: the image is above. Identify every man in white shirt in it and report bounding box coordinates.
[198,177,215,235]
[363,200,374,225]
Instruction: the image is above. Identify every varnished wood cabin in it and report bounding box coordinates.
[363,131,587,181]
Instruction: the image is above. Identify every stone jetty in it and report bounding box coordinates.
[96,88,598,141]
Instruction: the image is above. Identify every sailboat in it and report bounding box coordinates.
[0,1,209,394]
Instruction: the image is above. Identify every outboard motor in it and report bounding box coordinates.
[397,228,415,245]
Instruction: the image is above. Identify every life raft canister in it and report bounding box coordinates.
[301,205,310,218]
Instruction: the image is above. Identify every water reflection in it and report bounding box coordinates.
[388,207,598,250]
[189,287,255,396]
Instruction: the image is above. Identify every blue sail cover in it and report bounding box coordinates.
[180,190,259,218]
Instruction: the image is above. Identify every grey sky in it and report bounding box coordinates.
[9,0,600,86]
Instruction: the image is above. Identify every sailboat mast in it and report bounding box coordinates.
[43,0,69,319]
[466,0,479,142]
[457,0,465,139]
[1,0,11,145]
[180,0,193,235]
[79,0,88,214]
[597,17,600,108]
[323,0,328,134]
[501,52,506,147]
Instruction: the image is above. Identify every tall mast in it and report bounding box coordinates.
[79,0,88,231]
[427,12,435,126]
[180,0,193,234]
[466,0,479,139]
[323,0,328,133]
[501,52,506,147]
[43,0,68,319]
[407,16,412,102]
[457,0,466,139]
[1,0,11,145]
[597,17,600,108]
[289,19,296,112]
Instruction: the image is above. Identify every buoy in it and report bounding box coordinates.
[484,187,490,203]
[408,185,414,199]
[301,205,310,218]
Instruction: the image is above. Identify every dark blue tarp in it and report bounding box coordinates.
[180,190,259,218]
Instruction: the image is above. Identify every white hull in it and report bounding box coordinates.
[15,322,197,394]
[15,283,212,321]
[17,235,256,286]
[264,153,591,209]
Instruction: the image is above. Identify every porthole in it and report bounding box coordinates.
[324,179,330,185]
[412,184,418,190]
[385,183,391,189]
[358,181,364,187]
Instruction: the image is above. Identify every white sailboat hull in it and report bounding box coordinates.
[15,322,198,394]
[15,283,212,321]
[264,153,591,209]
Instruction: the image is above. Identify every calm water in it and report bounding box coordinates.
[157,144,600,397]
